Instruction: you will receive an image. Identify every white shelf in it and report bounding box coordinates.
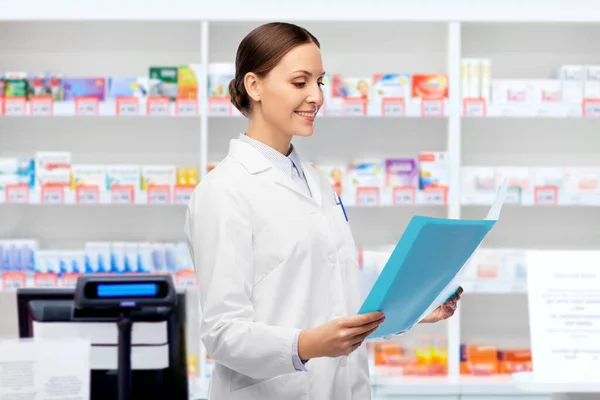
[513,372,600,394]
[3,0,600,22]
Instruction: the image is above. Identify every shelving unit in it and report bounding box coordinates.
[3,3,600,399]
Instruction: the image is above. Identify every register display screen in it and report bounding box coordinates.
[84,282,169,299]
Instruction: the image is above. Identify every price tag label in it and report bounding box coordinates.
[535,186,558,205]
[30,96,53,116]
[4,97,26,116]
[76,97,99,116]
[506,187,522,204]
[76,186,100,204]
[209,98,231,116]
[117,97,139,116]
[422,188,447,205]
[42,186,64,204]
[111,185,134,204]
[537,105,550,117]
[174,185,194,205]
[147,96,170,116]
[176,98,198,116]
[382,98,405,117]
[356,187,379,207]
[393,187,416,205]
[463,98,486,117]
[147,185,171,205]
[61,273,81,288]
[35,273,58,288]
[421,99,444,117]
[343,98,367,117]
[176,271,197,289]
[5,184,29,204]
[584,99,600,117]
[2,272,26,290]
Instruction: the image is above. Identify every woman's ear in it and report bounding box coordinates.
[244,72,261,103]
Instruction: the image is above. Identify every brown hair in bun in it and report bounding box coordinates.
[229,22,319,117]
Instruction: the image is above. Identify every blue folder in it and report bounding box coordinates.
[358,182,507,338]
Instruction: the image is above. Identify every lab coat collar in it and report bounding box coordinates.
[228,139,323,207]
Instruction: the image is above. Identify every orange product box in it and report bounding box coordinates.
[460,344,499,376]
[412,74,449,101]
[498,349,532,374]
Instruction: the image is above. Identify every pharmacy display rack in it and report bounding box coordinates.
[3,1,600,399]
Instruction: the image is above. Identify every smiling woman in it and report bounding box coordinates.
[228,22,326,154]
[184,21,458,400]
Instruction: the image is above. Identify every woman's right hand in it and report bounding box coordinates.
[298,312,385,360]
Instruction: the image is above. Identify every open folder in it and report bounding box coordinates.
[358,181,508,338]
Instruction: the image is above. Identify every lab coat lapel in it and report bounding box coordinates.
[227,139,321,206]
[301,162,323,207]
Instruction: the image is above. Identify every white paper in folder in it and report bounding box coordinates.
[0,338,90,400]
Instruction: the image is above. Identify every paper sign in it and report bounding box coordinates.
[116,96,139,116]
[534,186,558,205]
[527,250,600,382]
[463,98,486,117]
[34,273,58,288]
[30,96,54,116]
[111,185,134,204]
[5,184,29,204]
[147,185,171,204]
[393,186,416,205]
[209,97,231,116]
[421,99,444,117]
[176,270,197,289]
[174,185,195,205]
[2,272,26,290]
[356,187,379,206]
[505,187,522,204]
[76,185,100,204]
[583,99,600,117]
[75,97,99,116]
[61,273,82,288]
[41,186,64,204]
[382,98,405,117]
[176,98,198,116]
[0,339,90,400]
[422,187,447,205]
[343,98,367,116]
[4,97,26,116]
[147,96,170,116]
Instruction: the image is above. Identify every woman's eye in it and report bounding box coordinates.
[293,82,306,88]
[318,81,324,87]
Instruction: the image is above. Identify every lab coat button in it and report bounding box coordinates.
[339,356,347,366]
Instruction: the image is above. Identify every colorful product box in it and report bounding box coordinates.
[141,165,176,190]
[176,167,199,186]
[372,74,411,102]
[63,78,106,101]
[412,74,448,101]
[4,72,28,98]
[418,152,449,190]
[385,158,418,187]
[71,164,107,190]
[149,67,179,101]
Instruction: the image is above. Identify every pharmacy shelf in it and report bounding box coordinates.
[512,372,600,394]
[371,375,547,397]
[463,102,584,118]
[0,187,448,207]
[0,99,449,118]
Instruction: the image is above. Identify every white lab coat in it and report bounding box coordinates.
[184,138,371,400]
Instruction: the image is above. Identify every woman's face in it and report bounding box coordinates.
[254,42,325,137]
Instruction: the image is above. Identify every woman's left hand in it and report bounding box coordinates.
[420,287,463,324]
